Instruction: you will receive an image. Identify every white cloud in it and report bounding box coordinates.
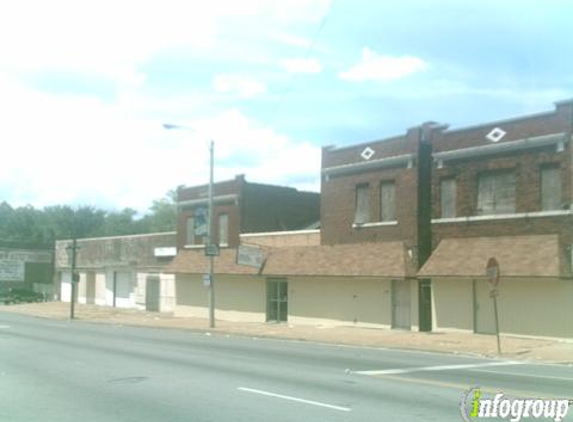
[280,58,323,74]
[339,48,427,82]
[0,0,331,87]
[270,32,313,48]
[213,74,267,98]
[0,74,319,212]
[0,1,219,86]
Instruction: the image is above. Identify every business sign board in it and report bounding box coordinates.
[236,244,265,268]
[0,250,52,263]
[0,260,25,282]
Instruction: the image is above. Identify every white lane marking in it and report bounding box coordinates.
[354,360,524,375]
[237,387,352,412]
[470,368,573,382]
[0,325,10,329]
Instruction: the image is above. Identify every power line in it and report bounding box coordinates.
[264,0,338,128]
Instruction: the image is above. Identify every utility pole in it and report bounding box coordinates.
[66,238,80,320]
[208,140,215,328]
[163,123,217,328]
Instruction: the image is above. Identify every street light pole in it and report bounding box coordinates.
[163,123,216,328]
[208,140,215,328]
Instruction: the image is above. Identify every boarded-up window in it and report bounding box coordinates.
[218,213,229,246]
[440,178,456,218]
[380,181,396,221]
[477,170,516,215]
[354,184,370,224]
[185,217,195,245]
[541,166,561,211]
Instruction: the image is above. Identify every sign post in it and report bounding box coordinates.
[485,257,501,354]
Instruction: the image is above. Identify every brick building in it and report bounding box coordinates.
[321,124,439,331]
[176,174,320,249]
[420,99,573,338]
[56,232,177,312]
[164,100,573,338]
[320,99,573,337]
[168,175,321,320]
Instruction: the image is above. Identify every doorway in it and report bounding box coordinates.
[85,272,96,305]
[392,279,411,329]
[418,279,433,332]
[145,275,161,312]
[473,279,496,334]
[266,278,288,322]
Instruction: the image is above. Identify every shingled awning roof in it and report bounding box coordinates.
[165,248,261,275]
[263,241,415,278]
[167,241,415,278]
[418,235,561,278]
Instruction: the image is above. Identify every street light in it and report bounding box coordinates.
[163,123,216,328]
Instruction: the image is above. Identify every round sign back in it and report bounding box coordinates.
[486,257,500,287]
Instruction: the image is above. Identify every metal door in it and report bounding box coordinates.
[266,278,288,322]
[473,279,496,334]
[392,279,411,329]
[145,276,160,312]
[418,279,433,332]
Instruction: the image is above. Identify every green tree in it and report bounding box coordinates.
[139,189,177,232]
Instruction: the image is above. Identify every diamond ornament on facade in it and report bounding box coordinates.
[486,127,507,143]
[361,147,375,160]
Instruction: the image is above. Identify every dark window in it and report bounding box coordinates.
[541,166,561,211]
[477,170,516,215]
[440,178,456,218]
[185,216,194,245]
[380,181,396,222]
[354,184,370,224]
[218,213,229,246]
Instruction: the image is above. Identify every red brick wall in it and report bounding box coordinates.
[430,101,573,276]
[320,128,422,258]
[176,176,244,249]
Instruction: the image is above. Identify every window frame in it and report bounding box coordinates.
[440,177,457,218]
[379,180,396,222]
[354,183,371,224]
[218,213,229,247]
[540,164,562,211]
[476,169,516,216]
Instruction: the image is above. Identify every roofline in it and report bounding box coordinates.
[323,134,407,153]
[322,153,414,178]
[56,231,176,244]
[444,110,556,135]
[433,132,568,164]
[241,229,320,238]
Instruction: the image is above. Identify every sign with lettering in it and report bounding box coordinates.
[236,244,265,268]
[0,250,51,263]
[0,260,25,282]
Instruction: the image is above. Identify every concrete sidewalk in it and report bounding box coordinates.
[1,302,572,364]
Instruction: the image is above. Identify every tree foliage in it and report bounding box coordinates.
[0,190,177,245]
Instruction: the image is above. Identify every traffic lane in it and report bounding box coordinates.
[1,320,458,415]
[356,363,573,400]
[0,312,520,377]
[0,315,465,422]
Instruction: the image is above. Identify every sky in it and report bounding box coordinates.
[1,0,572,215]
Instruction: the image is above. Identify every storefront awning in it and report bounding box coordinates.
[418,235,561,278]
[166,248,261,275]
[263,241,415,278]
[167,241,416,278]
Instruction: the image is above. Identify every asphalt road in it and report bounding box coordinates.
[0,313,571,422]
